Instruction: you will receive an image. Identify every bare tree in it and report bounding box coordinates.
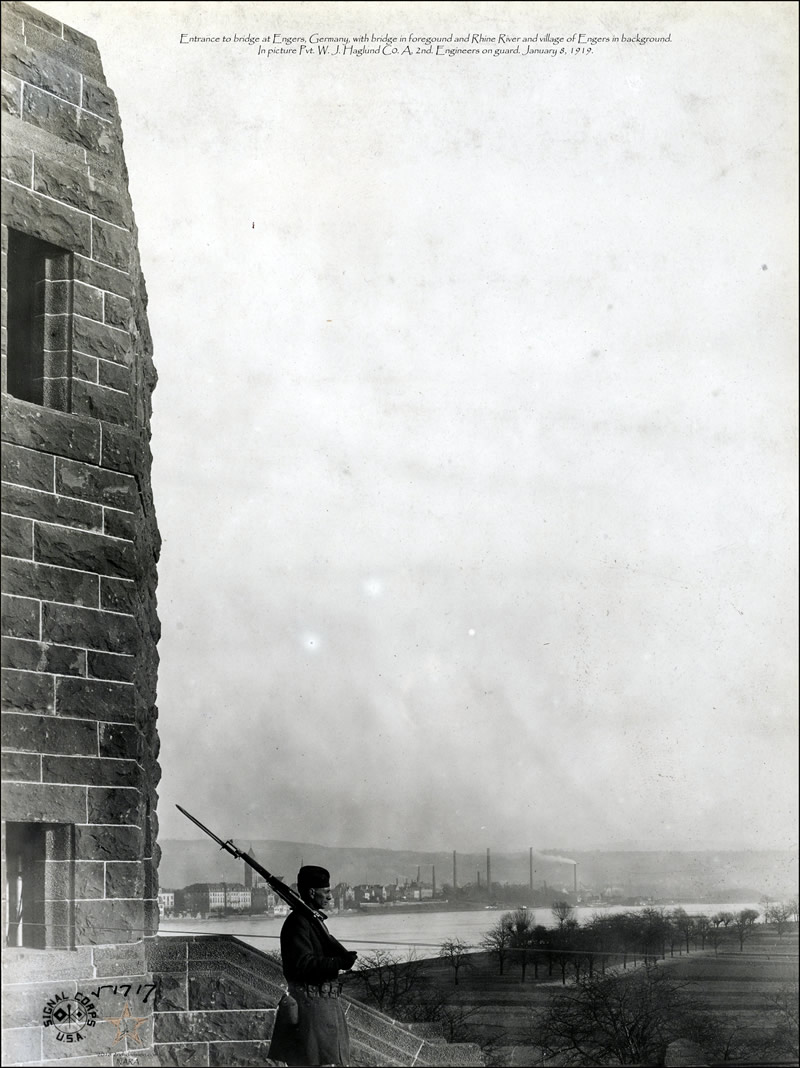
[765,901,793,939]
[762,982,800,1059]
[425,994,483,1044]
[534,965,773,1066]
[351,962,501,1055]
[585,914,614,976]
[663,914,683,958]
[533,924,555,979]
[554,919,580,985]
[353,949,424,1015]
[617,912,643,969]
[638,907,669,964]
[503,909,538,982]
[731,908,759,952]
[438,938,473,985]
[534,966,698,1065]
[692,913,711,950]
[706,922,726,956]
[671,908,695,955]
[551,900,576,929]
[480,914,514,975]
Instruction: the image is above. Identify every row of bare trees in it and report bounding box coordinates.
[480,902,769,984]
[497,902,797,1064]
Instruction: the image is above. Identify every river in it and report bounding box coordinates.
[161,902,761,960]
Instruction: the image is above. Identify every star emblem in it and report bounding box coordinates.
[103,1002,148,1046]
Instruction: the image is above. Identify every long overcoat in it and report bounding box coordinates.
[267,910,352,1067]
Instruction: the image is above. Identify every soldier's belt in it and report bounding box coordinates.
[288,980,342,999]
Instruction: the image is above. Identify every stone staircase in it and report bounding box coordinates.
[147,935,483,1066]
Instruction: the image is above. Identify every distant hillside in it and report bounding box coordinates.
[158,839,798,900]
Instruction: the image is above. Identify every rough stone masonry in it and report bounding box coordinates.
[1,2,161,1063]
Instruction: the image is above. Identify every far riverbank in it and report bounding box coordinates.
[160,901,763,959]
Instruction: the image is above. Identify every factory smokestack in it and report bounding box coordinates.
[487,848,491,901]
[529,847,533,890]
[432,866,436,898]
[574,863,578,894]
[453,850,457,890]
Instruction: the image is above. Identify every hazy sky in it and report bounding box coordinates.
[35,2,798,853]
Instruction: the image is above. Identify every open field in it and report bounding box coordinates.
[344,925,799,1064]
[661,928,798,1062]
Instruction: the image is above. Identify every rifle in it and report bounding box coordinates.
[176,804,327,924]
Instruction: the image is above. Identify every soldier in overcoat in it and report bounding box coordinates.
[268,865,357,1067]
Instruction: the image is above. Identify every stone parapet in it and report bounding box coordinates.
[148,935,484,1067]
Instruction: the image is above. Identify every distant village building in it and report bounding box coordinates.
[175,883,211,916]
[157,889,175,915]
[331,882,352,909]
[353,883,387,904]
[209,883,250,911]
[251,885,277,912]
[174,882,252,913]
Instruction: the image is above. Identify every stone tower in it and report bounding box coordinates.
[1,2,161,1063]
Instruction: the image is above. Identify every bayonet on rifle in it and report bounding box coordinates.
[176,804,326,923]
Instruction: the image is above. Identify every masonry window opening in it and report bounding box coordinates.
[4,821,76,951]
[6,229,74,411]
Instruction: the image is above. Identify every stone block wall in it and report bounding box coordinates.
[1,2,161,1064]
[147,937,281,1068]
